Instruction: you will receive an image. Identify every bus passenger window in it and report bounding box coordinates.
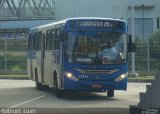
[31,38,33,51]
[28,34,31,50]
[33,37,35,50]
[38,32,42,50]
[36,33,39,50]
[33,33,38,50]
[46,30,51,50]
[54,29,60,50]
[51,30,55,50]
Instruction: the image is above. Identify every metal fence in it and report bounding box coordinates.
[0,38,27,74]
[0,35,159,75]
[128,35,160,75]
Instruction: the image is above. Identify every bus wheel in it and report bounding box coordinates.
[35,70,43,90]
[54,78,63,98]
[43,85,50,90]
[107,90,114,97]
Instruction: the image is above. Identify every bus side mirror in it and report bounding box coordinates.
[128,35,136,53]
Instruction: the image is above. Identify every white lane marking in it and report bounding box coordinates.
[10,95,44,108]
[0,95,44,113]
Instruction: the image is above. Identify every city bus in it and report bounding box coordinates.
[27,17,135,98]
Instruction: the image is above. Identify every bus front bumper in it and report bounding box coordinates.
[63,77,127,91]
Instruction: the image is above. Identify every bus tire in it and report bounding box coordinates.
[54,77,63,98]
[107,90,114,97]
[35,69,43,90]
[43,85,50,90]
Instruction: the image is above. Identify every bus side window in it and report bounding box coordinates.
[33,33,37,50]
[29,34,34,51]
[46,30,51,50]
[51,29,55,50]
[32,36,35,50]
[38,32,42,50]
[54,29,60,50]
[34,32,38,50]
[28,34,31,51]
[30,37,33,51]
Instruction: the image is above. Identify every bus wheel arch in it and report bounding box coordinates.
[53,71,63,98]
[107,90,114,97]
[53,71,57,87]
[35,68,38,81]
[35,68,43,90]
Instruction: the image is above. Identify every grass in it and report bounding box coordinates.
[0,75,29,79]
[0,51,26,56]
[128,75,155,82]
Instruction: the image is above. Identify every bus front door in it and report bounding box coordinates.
[40,34,46,83]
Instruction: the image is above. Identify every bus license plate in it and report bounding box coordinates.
[92,84,102,88]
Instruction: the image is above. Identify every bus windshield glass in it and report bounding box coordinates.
[66,31,127,64]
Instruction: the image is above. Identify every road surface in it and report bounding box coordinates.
[0,79,149,114]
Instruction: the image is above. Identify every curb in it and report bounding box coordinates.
[128,79,154,83]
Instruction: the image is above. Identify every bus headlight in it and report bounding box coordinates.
[115,73,128,82]
[65,72,79,81]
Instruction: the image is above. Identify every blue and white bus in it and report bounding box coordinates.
[28,17,135,98]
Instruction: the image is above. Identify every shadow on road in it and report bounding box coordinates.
[45,88,118,102]
[0,86,118,101]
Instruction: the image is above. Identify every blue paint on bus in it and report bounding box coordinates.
[28,18,133,97]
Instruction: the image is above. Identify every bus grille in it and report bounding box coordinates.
[74,68,120,75]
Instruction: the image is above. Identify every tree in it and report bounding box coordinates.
[149,30,160,60]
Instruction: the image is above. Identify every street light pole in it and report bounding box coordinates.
[141,4,145,41]
[131,0,136,75]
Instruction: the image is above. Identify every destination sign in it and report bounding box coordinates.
[69,20,124,29]
[79,21,113,28]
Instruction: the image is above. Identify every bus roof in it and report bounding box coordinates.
[30,17,126,31]
[67,17,125,22]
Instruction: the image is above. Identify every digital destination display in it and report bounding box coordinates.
[69,20,124,30]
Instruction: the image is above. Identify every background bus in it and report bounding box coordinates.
[28,17,135,98]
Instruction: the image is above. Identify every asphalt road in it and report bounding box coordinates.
[0,79,149,114]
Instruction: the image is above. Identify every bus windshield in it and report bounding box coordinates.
[66,31,127,64]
